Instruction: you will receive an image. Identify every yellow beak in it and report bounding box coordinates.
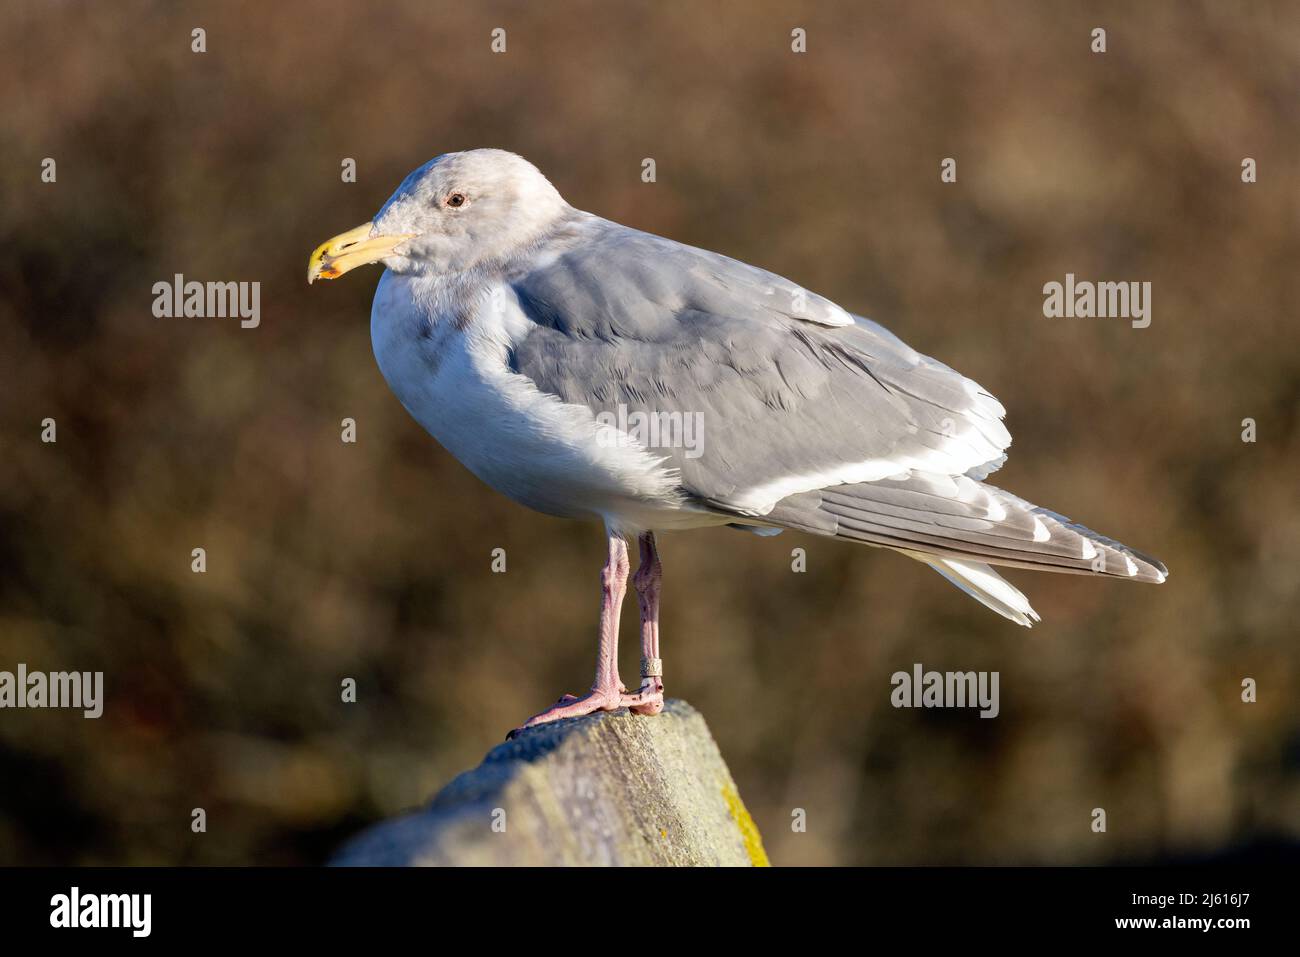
[307,223,416,283]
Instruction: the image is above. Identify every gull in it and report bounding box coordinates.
[308,149,1168,731]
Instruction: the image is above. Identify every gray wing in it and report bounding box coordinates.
[506,216,1010,515]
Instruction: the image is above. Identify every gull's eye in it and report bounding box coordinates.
[446,192,466,208]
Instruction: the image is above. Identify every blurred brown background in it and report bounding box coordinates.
[1,0,1298,865]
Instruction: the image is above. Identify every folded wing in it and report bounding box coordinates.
[507,217,1010,513]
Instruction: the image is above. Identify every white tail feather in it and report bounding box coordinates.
[913,554,1041,628]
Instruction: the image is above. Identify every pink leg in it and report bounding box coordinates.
[514,530,663,734]
[630,532,664,715]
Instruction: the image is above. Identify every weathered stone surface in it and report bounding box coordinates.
[332,699,769,866]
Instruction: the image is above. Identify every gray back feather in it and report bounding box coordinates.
[506,215,1008,511]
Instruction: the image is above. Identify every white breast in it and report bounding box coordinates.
[369,271,717,532]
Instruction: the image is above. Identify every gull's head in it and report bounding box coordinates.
[308,149,569,283]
